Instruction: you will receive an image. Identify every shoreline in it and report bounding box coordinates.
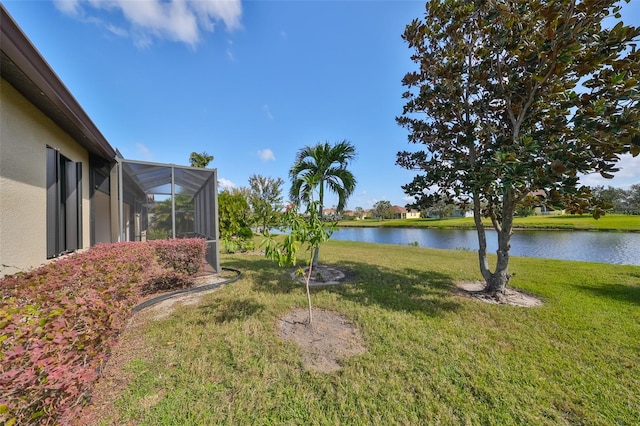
[335,224,640,233]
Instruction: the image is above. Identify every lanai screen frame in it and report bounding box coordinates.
[116,158,219,273]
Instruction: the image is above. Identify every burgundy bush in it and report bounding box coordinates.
[0,238,207,425]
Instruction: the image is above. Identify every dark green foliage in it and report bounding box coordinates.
[426,197,456,219]
[628,183,640,213]
[218,189,252,240]
[397,0,640,295]
[289,140,357,266]
[372,200,395,219]
[248,174,284,232]
[218,189,254,253]
[289,140,357,215]
[592,184,640,214]
[189,151,213,168]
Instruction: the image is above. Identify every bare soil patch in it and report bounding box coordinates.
[279,308,367,373]
[81,314,148,425]
[456,281,543,307]
[290,264,354,286]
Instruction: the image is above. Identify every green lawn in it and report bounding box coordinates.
[102,241,640,425]
[339,214,640,231]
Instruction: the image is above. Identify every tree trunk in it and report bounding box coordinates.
[483,247,510,298]
[472,192,513,300]
[305,251,315,324]
[472,192,492,283]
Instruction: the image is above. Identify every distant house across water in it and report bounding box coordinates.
[392,205,420,219]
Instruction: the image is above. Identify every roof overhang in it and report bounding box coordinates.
[0,4,117,160]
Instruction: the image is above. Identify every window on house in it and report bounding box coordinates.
[46,147,82,258]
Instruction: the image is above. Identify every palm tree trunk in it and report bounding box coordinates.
[312,182,325,267]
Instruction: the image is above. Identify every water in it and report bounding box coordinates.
[330,227,640,265]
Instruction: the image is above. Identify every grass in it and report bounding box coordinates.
[339,214,640,231]
[99,241,639,425]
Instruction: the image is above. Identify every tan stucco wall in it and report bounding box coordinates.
[0,79,91,277]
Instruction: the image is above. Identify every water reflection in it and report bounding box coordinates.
[331,227,640,265]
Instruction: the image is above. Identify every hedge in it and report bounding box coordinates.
[0,239,207,425]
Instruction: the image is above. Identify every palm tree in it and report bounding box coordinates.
[189,151,213,168]
[289,140,357,264]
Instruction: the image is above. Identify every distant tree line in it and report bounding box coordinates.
[591,184,640,215]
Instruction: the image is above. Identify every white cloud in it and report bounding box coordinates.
[135,143,153,160]
[579,154,640,189]
[218,178,236,190]
[263,104,274,120]
[226,39,235,61]
[105,23,128,38]
[258,148,275,161]
[54,0,82,16]
[54,0,242,47]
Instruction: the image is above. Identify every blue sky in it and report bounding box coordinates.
[4,0,640,210]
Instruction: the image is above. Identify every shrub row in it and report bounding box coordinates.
[0,239,207,425]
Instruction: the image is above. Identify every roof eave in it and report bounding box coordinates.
[0,4,117,160]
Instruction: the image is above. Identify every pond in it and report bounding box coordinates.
[331,227,640,265]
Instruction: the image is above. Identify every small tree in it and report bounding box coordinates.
[248,174,284,232]
[218,189,253,252]
[354,206,365,219]
[372,200,395,220]
[289,140,357,266]
[262,200,335,324]
[627,183,640,214]
[514,194,538,217]
[592,185,629,212]
[426,197,456,219]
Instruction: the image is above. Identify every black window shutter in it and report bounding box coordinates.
[46,147,83,257]
[65,161,82,251]
[46,147,59,258]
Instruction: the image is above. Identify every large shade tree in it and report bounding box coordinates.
[397,0,639,298]
[289,140,357,264]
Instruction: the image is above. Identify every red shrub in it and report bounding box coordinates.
[0,238,207,425]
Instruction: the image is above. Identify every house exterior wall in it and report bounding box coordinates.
[0,80,91,277]
[405,210,420,219]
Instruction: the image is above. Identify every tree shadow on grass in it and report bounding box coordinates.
[226,255,462,317]
[322,260,461,316]
[571,282,640,306]
[192,298,265,325]
[222,257,302,295]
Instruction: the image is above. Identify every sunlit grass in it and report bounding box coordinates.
[101,241,640,425]
[339,214,640,231]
